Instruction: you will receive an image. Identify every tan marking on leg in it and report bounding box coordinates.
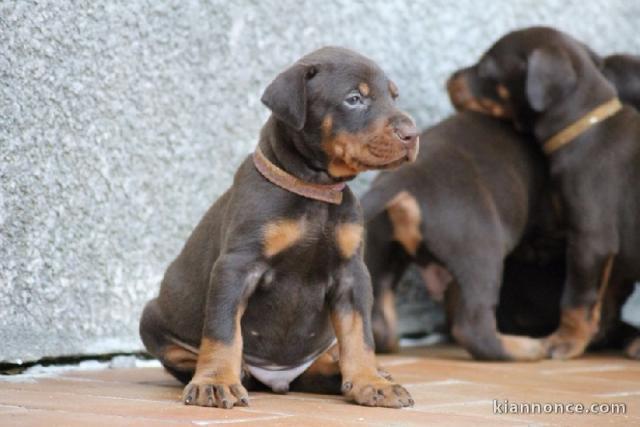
[386,191,422,255]
[291,344,342,394]
[358,82,370,96]
[545,256,614,359]
[331,311,379,382]
[544,306,598,359]
[335,223,363,259]
[164,344,198,371]
[380,289,399,352]
[304,344,341,377]
[184,308,249,407]
[192,312,243,385]
[331,311,413,407]
[381,289,397,336]
[263,218,306,258]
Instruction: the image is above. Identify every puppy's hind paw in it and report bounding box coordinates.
[543,334,589,360]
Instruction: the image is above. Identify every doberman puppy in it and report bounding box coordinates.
[448,26,640,360]
[361,110,558,360]
[139,47,418,409]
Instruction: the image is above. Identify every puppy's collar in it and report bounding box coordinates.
[543,97,622,155]
[253,148,346,204]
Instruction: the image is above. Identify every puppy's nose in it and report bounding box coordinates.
[393,120,419,162]
[394,121,418,148]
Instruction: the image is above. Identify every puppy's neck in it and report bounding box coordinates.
[258,116,347,186]
[533,75,617,147]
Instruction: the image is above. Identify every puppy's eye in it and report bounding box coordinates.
[344,93,364,107]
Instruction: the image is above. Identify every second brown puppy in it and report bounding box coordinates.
[362,110,556,360]
[449,27,640,360]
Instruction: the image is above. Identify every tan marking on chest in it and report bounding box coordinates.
[335,223,363,259]
[263,218,306,258]
[386,191,422,255]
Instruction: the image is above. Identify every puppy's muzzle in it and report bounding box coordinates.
[447,70,473,111]
[391,116,419,162]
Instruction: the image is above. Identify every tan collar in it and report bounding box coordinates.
[543,98,622,155]
[253,148,346,205]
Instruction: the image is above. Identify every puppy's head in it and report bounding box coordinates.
[446,27,614,134]
[261,47,418,179]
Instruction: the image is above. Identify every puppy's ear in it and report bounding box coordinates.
[526,46,577,112]
[261,63,317,130]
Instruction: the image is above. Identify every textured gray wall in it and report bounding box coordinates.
[2,0,639,363]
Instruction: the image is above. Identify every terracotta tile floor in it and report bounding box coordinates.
[1,345,639,426]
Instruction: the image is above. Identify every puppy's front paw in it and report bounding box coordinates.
[342,376,413,408]
[183,380,249,409]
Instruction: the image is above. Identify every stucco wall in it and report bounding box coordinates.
[2,0,639,363]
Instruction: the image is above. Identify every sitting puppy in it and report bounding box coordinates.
[362,110,556,360]
[448,26,640,360]
[139,47,417,409]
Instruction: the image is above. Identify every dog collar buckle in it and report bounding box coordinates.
[543,97,623,155]
[253,148,346,205]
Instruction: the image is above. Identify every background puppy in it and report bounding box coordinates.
[139,47,417,409]
[603,54,640,109]
[362,110,556,361]
[449,26,640,360]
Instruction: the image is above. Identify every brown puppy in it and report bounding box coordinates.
[448,26,640,360]
[362,110,560,360]
[139,47,418,408]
